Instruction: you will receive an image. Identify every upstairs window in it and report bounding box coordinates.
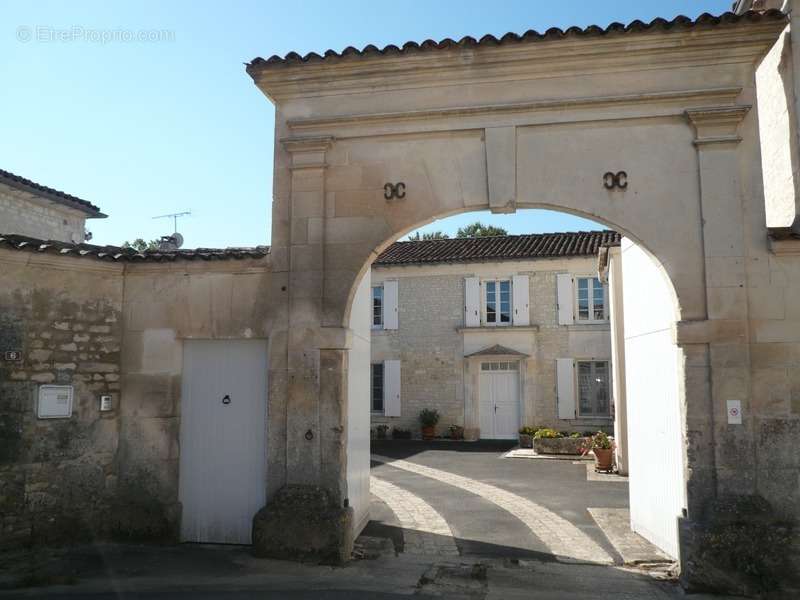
[372,286,383,328]
[484,279,511,326]
[576,277,607,322]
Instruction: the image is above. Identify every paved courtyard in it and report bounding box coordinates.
[366,440,632,564]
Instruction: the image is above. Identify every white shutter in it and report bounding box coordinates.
[464,277,480,328]
[556,273,574,325]
[384,359,401,417]
[383,280,398,330]
[556,358,576,420]
[512,275,530,326]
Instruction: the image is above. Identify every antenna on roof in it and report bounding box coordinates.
[153,211,191,251]
[153,210,191,233]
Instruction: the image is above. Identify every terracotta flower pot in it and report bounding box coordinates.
[519,434,533,449]
[593,448,614,472]
[421,426,435,440]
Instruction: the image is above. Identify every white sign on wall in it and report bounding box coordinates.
[726,400,742,425]
[37,385,74,419]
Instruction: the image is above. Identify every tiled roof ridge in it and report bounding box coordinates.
[0,168,104,217]
[0,233,269,263]
[393,229,615,243]
[375,230,621,266]
[248,10,785,70]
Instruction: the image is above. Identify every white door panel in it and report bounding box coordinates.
[479,365,520,440]
[179,339,268,545]
[479,373,495,437]
[493,374,519,439]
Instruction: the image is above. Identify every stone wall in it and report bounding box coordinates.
[0,252,123,546]
[0,248,273,547]
[0,184,88,243]
[371,257,612,437]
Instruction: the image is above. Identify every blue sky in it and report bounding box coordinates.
[2,0,731,247]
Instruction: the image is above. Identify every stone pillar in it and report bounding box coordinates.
[253,136,354,563]
[679,106,765,592]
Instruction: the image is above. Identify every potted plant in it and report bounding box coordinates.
[585,431,614,472]
[518,426,537,448]
[375,424,389,440]
[448,424,464,440]
[419,409,440,440]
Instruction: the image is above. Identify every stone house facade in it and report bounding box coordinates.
[369,231,618,440]
[0,169,105,243]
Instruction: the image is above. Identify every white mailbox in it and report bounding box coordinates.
[37,385,73,419]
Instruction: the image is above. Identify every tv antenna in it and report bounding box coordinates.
[153,211,191,250]
[153,210,191,233]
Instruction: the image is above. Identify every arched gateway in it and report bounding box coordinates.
[247,9,799,590]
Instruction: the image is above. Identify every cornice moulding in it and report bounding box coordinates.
[254,25,784,101]
[288,87,744,132]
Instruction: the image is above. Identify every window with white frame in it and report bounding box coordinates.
[483,279,512,326]
[575,277,607,322]
[480,361,519,371]
[371,363,384,413]
[372,286,383,328]
[577,360,611,417]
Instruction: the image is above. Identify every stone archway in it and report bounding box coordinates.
[248,11,797,589]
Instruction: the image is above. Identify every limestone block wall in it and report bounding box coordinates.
[755,24,799,229]
[371,271,464,433]
[0,251,123,546]
[0,185,88,243]
[744,250,800,520]
[371,256,612,437]
[119,260,272,539]
[0,249,273,548]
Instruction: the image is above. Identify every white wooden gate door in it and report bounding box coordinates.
[179,339,268,544]
[478,362,520,439]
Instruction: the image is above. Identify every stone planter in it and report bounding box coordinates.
[449,427,464,440]
[533,436,587,455]
[519,434,533,448]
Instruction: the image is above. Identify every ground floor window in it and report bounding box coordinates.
[577,360,610,417]
[371,363,384,413]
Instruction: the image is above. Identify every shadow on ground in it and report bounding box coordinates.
[370,439,516,460]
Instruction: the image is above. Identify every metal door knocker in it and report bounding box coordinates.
[222,394,231,405]
[305,429,314,440]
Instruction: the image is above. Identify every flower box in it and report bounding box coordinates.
[533,436,587,455]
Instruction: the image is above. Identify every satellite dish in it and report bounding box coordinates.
[172,232,184,248]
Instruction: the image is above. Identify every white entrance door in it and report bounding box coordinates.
[179,339,268,544]
[478,361,520,439]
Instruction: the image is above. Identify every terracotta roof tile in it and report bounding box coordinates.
[0,169,104,217]
[0,234,268,263]
[247,10,786,71]
[374,231,621,267]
